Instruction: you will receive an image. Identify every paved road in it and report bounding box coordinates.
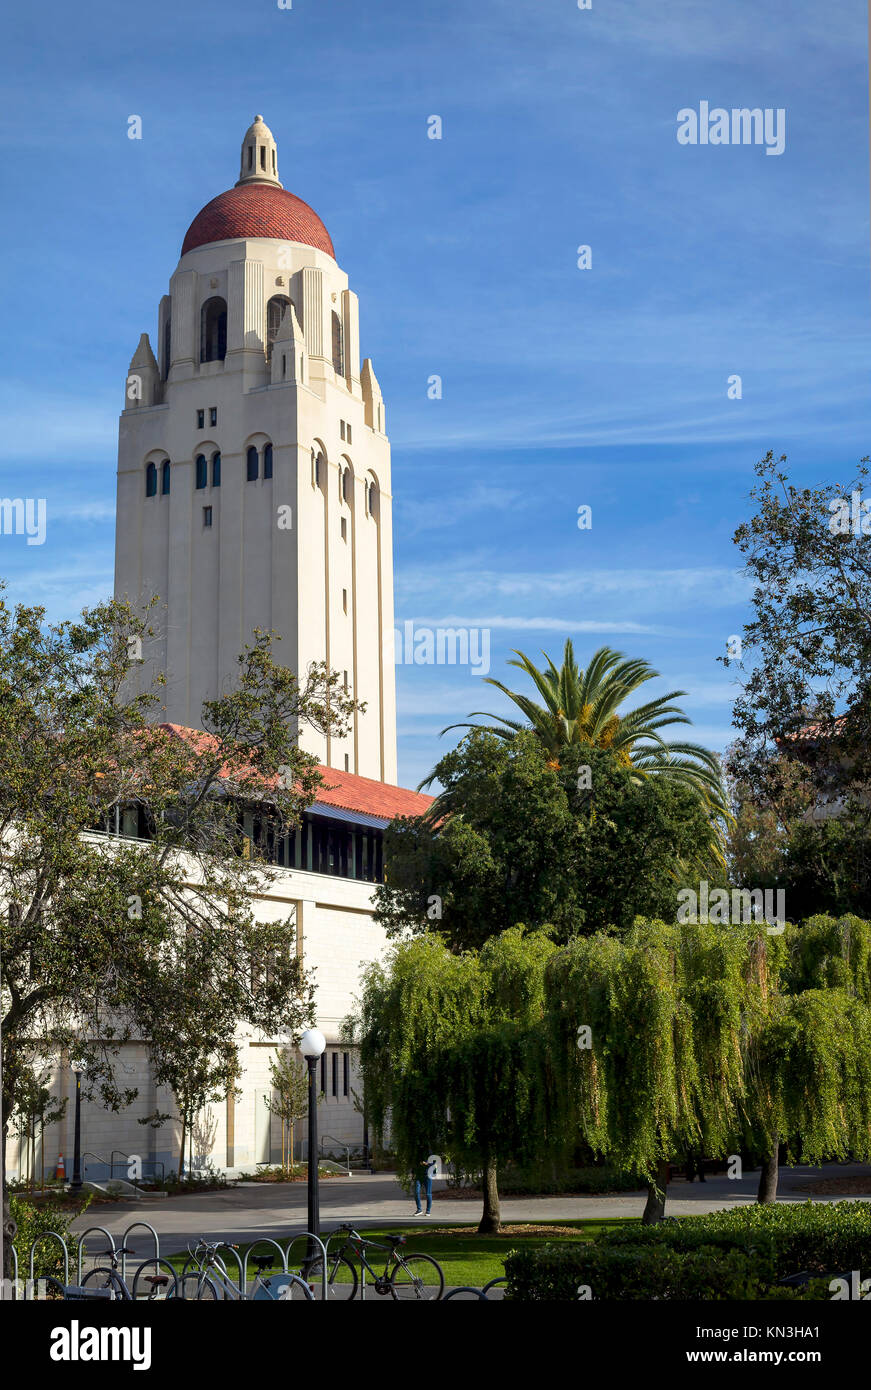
[68,1164,871,1259]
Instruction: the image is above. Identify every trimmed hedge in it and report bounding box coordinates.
[504,1201,871,1301]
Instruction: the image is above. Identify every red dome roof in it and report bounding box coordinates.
[181,183,335,258]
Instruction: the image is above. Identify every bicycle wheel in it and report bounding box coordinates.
[130,1258,179,1301]
[389,1253,445,1300]
[174,1271,220,1300]
[80,1268,126,1300]
[252,1273,314,1301]
[443,1286,486,1300]
[304,1254,358,1301]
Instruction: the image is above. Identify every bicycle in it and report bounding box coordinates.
[175,1238,314,1301]
[79,1244,179,1301]
[308,1224,444,1300]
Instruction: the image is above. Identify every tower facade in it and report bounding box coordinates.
[114,116,397,782]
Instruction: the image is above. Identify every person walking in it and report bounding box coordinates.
[413,1155,433,1215]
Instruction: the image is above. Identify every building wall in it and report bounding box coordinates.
[115,234,396,783]
[5,864,386,1183]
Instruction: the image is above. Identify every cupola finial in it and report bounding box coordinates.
[236,114,282,189]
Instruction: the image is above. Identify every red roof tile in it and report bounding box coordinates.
[182,183,334,258]
[157,724,432,821]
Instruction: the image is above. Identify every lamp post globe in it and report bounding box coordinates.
[299,1029,326,1262]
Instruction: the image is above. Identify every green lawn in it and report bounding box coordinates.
[168,1218,633,1289]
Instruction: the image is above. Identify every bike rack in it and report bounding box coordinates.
[75,1225,118,1283]
[284,1231,328,1301]
[211,1242,246,1293]
[29,1230,70,1289]
[242,1238,288,1291]
[120,1220,161,1285]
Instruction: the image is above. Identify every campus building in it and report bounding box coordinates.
[8,117,428,1184]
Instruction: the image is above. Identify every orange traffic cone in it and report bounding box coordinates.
[55,1154,65,1181]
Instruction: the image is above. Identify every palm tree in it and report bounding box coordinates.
[439,639,729,831]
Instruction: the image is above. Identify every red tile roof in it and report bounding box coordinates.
[157,724,432,822]
[181,183,335,258]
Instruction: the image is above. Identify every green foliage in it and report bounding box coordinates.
[442,639,728,834]
[725,451,871,801]
[347,926,557,1219]
[10,1193,91,1282]
[504,1242,783,1301]
[0,592,358,1224]
[376,735,719,948]
[505,1201,871,1300]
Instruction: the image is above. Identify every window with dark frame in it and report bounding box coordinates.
[197,409,204,430]
[195,454,207,490]
[203,506,212,528]
[343,1052,349,1097]
[212,452,221,487]
[209,407,217,427]
[332,1052,338,1097]
[145,462,157,497]
[263,443,273,479]
[246,446,259,481]
[161,459,171,495]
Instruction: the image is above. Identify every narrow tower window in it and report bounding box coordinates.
[161,459,171,495]
[246,446,259,482]
[266,296,291,364]
[263,443,273,479]
[200,297,227,363]
[212,452,221,487]
[331,311,344,376]
[195,454,207,490]
[146,462,157,497]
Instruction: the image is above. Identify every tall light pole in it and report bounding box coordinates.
[299,1028,325,1261]
[69,1062,85,1195]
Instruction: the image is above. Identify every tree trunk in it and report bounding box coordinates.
[757,1138,779,1204]
[2,1122,15,1284]
[477,1154,501,1234]
[642,1160,671,1224]
[289,1121,294,1176]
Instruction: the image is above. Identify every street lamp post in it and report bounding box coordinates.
[69,1063,84,1195]
[299,1028,325,1261]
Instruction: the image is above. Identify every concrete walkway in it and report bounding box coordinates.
[68,1164,871,1259]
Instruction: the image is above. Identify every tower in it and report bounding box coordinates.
[114,116,397,782]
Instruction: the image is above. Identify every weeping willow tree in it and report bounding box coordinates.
[344,927,557,1233]
[543,916,871,1217]
[542,920,789,1220]
[745,914,871,1202]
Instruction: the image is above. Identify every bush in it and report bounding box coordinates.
[504,1202,871,1301]
[10,1194,91,1283]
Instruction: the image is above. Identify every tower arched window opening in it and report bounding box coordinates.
[263,443,273,479]
[212,452,221,487]
[200,297,227,363]
[247,446,259,482]
[161,459,171,495]
[266,295,291,364]
[195,454,207,490]
[146,462,157,497]
[331,311,344,376]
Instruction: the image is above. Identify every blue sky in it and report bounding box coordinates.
[1,0,868,789]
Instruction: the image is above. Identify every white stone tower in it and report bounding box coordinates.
[114,116,397,782]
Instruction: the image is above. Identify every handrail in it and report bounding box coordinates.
[111,1150,165,1185]
[318,1135,352,1175]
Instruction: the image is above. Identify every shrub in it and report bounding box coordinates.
[10,1194,91,1283]
[504,1202,871,1300]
